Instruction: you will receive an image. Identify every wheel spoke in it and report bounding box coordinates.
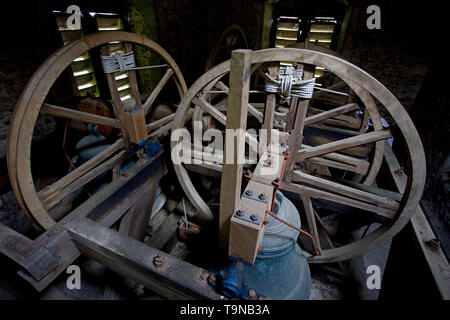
[41,103,121,128]
[38,139,124,201]
[313,81,347,98]
[143,68,174,115]
[296,129,392,161]
[298,144,370,175]
[301,195,322,251]
[305,103,360,126]
[213,81,264,123]
[285,181,397,219]
[292,170,400,211]
[40,150,126,210]
[146,113,175,132]
[193,97,259,148]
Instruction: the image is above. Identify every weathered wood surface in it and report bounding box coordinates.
[383,143,450,299]
[171,48,426,263]
[67,217,224,300]
[219,49,252,248]
[8,31,187,230]
[229,150,284,264]
[0,152,165,292]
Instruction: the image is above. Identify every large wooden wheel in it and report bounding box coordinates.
[172,48,426,263]
[193,43,385,188]
[7,32,187,230]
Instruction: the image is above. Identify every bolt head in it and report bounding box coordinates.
[200,272,209,281]
[208,274,217,286]
[235,210,243,217]
[248,289,257,299]
[250,214,258,221]
[258,192,267,200]
[245,189,254,196]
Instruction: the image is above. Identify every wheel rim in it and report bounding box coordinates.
[8,31,187,229]
[172,48,426,262]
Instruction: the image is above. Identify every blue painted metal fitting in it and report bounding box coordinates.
[221,261,246,298]
[139,139,163,159]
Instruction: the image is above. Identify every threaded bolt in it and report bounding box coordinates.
[258,192,267,201]
[153,253,166,268]
[250,214,258,222]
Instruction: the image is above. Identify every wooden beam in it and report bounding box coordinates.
[66,217,224,300]
[101,46,129,144]
[284,64,315,182]
[124,43,142,107]
[262,63,279,145]
[383,143,450,299]
[219,49,252,248]
[2,153,165,292]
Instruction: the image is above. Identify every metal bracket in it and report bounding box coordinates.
[243,190,268,204]
[233,210,262,226]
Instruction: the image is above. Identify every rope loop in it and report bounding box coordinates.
[101,51,168,74]
[265,65,315,102]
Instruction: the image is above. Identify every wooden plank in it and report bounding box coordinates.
[101,46,129,144]
[10,153,165,292]
[305,156,368,175]
[300,144,370,172]
[66,217,224,300]
[384,143,450,299]
[124,43,142,107]
[219,49,252,248]
[194,97,258,148]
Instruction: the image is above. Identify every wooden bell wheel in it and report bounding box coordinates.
[193,43,385,188]
[172,48,426,263]
[7,31,187,230]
